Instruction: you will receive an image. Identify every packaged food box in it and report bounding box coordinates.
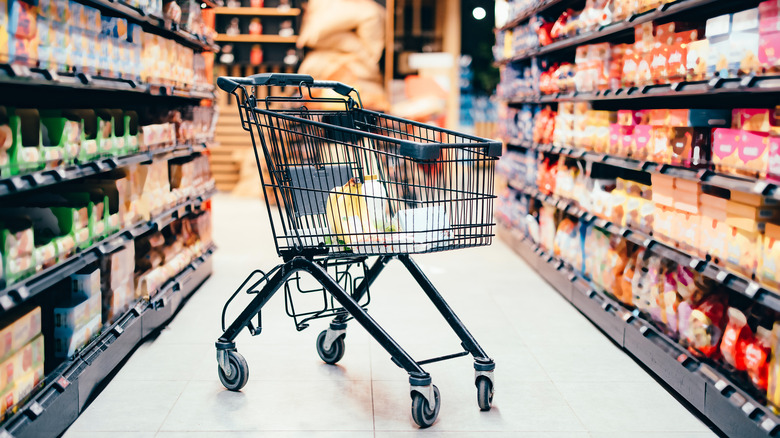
[632,125,653,160]
[0,335,43,391]
[700,213,730,261]
[726,200,780,231]
[0,307,41,362]
[729,8,760,76]
[725,226,761,276]
[53,313,100,359]
[712,128,743,172]
[53,293,100,331]
[760,222,780,287]
[706,14,732,78]
[70,267,101,302]
[686,39,710,81]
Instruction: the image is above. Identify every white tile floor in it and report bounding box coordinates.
[63,194,718,437]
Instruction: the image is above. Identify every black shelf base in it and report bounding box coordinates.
[0,248,214,438]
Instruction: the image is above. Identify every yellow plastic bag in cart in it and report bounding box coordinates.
[325,177,377,247]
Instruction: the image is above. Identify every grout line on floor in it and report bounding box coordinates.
[155,380,189,434]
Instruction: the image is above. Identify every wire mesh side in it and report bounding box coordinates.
[239,101,498,257]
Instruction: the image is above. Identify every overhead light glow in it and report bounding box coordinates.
[473,7,486,20]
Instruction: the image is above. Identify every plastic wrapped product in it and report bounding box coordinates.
[720,307,753,370]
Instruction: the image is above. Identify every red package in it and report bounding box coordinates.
[683,292,727,358]
[720,308,753,370]
[744,327,771,390]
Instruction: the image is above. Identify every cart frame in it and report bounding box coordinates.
[215,73,500,428]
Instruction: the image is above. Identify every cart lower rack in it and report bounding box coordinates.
[215,73,502,427]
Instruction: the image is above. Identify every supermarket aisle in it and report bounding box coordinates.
[64,194,717,437]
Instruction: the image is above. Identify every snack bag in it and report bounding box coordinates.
[745,326,771,390]
[721,307,753,370]
[684,292,727,358]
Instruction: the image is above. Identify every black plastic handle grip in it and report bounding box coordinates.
[217,73,314,93]
[310,80,354,97]
[217,73,354,96]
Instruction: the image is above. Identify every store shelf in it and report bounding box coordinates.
[0,188,216,316]
[0,65,217,101]
[498,223,780,438]
[506,180,780,315]
[508,75,780,104]
[75,0,215,52]
[0,246,214,438]
[498,0,743,64]
[0,142,210,198]
[214,6,301,16]
[496,0,570,31]
[215,34,298,43]
[510,139,780,201]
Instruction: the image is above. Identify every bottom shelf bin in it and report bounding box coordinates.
[77,308,144,411]
[623,320,708,412]
[0,249,215,438]
[5,375,79,438]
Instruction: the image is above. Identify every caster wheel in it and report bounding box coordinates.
[411,385,440,428]
[316,329,345,364]
[476,377,493,411]
[218,350,249,391]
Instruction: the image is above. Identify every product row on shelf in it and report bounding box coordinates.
[497,0,677,33]
[501,104,780,182]
[497,0,780,101]
[495,165,780,420]
[0,0,215,88]
[0,104,216,179]
[1,152,214,291]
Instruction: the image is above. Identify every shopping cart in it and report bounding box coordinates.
[215,73,502,427]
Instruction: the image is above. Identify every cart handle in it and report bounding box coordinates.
[217,73,355,97]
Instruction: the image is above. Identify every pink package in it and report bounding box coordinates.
[769,136,780,178]
[712,128,741,171]
[760,0,780,33]
[633,125,653,159]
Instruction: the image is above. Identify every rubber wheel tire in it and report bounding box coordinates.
[411,385,440,428]
[316,330,345,364]
[476,377,493,411]
[218,350,249,391]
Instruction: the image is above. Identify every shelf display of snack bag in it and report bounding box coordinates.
[496,1,780,436]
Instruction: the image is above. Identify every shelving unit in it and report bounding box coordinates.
[509,140,780,200]
[508,75,780,104]
[76,0,217,52]
[496,0,780,435]
[496,0,756,65]
[0,246,214,438]
[0,0,219,434]
[498,223,779,438]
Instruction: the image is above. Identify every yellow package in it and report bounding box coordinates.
[325,178,375,246]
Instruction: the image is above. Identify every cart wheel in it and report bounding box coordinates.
[218,350,249,391]
[411,385,440,428]
[476,377,493,411]
[316,330,345,364]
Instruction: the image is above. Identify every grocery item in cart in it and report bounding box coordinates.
[325,177,376,246]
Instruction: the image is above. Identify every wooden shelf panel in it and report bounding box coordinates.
[214,7,301,16]
[215,34,298,43]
